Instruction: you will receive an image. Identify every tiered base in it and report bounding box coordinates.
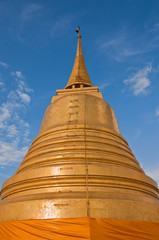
[0,198,159,222]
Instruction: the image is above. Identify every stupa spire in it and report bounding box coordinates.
[65,27,93,89]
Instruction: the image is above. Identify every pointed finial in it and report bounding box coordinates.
[65,27,93,89]
[76,26,81,38]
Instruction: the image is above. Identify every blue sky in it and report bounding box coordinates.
[0,0,159,188]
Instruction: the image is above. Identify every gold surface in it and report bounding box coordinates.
[65,34,93,89]
[0,34,159,222]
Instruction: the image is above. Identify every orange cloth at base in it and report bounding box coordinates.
[0,217,159,240]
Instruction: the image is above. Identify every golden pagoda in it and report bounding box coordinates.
[0,29,159,239]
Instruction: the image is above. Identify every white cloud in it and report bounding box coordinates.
[14,71,24,79]
[0,61,9,68]
[121,48,143,57]
[0,140,28,165]
[0,172,9,178]
[0,81,4,87]
[12,70,33,93]
[0,70,33,166]
[11,71,24,79]
[7,125,19,138]
[99,26,159,61]
[151,23,159,32]
[156,108,159,120]
[133,129,142,140]
[17,90,31,103]
[50,15,74,38]
[146,168,159,186]
[22,4,42,21]
[100,37,123,49]
[99,35,145,61]
[0,105,11,127]
[99,82,110,90]
[123,64,152,96]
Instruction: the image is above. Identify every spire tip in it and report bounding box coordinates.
[76,26,81,38]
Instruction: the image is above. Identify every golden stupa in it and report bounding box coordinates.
[0,30,159,227]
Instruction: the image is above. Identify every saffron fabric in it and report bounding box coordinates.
[0,217,159,240]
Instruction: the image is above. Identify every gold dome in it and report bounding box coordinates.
[0,33,159,222]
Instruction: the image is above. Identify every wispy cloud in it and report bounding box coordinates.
[151,23,159,32]
[156,108,159,120]
[11,71,33,103]
[50,15,74,39]
[123,64,152,96]
[21,3,42,21]
[0,61,9,68]
[0,81,4,87]
[99,25,159,61]
[99,82,111,90]
[12,71,24,79]
[17,90,31,103]
[133,129,142,140]
[0,62,8,90]
[0,172,9,178]
[0,70,33,165]
[99,34,146,61]
[0,141,28,166]
[146,168,159,185]
[15,3,43,44]
[100,37,123,49]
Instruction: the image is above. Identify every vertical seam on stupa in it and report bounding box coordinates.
[84,92,89,217]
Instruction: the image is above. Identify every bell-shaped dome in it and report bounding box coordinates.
[0,33,159,222]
